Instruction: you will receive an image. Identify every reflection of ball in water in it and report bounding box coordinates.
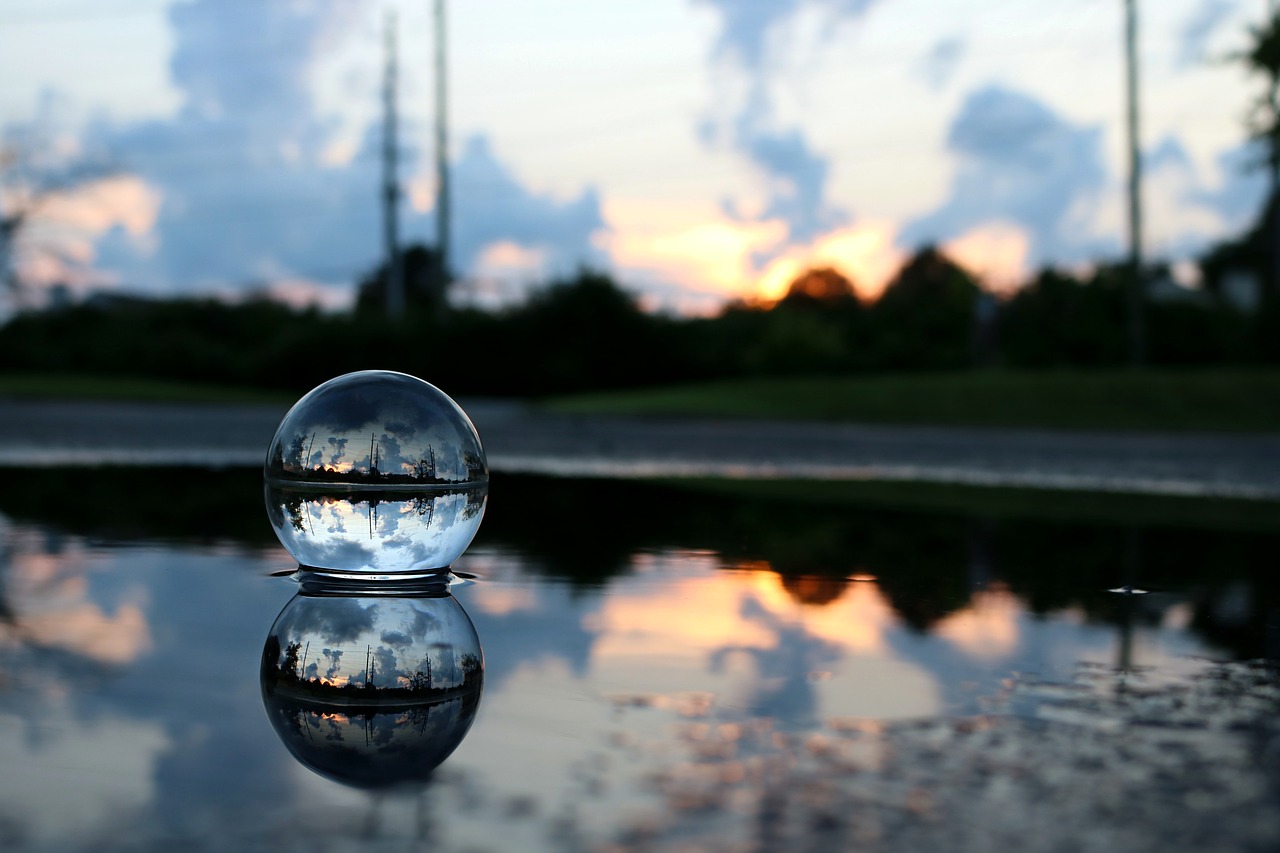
[260,587,484,789]
[264,371,488,574]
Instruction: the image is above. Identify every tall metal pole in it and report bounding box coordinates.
[1124,0,1145,364]
[434,0,451,279]
[383,10,405,319]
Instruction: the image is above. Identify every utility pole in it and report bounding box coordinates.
[1123,0,1145,364]
[434,0,451,280]
[383,9,405,319]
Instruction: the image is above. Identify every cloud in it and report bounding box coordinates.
[444,134,606,277]
[8,174,161,292]
[1183,139,1269,231]
[916,36,966,91]
[694,0,882,261]
[697,0,879,67]
[85,0,384,291]
[1177,0,1239,70]
[72,0,602,301]
[1137,134,1268,259]
[942,222,1031,293]
[903,98,1266,275]
[276,596,376,646]
[36,175,159,237]
[603,197,788,307]
[733,118,845,248]
[900,85,1115,268]
[753,219,904,301]
[380,629,413,649]
[322,648,344,679]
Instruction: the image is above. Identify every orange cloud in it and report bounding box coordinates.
[942,221,1030,294]
[6,549,152,666]
[590,563,898,667]
[24,601,151,665]
[38,175,160,238]
[753,220,905,303]
[257,278,354,312]
[470,585,538,617]
[604,198,910,309]
[14,174,161,291]
[603,198,786,307]
[934,587,1019,660]
[474,240,548,279]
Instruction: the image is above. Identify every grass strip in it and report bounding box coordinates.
[549,369,1280,433]
[0,372,291,405]
[656,476,1280,534]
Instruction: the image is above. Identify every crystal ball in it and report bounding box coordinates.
[260,583,483,789]
[264,371,488,575]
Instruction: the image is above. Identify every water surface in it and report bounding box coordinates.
[0,469,1274,851]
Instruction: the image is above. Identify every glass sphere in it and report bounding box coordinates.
[260,583,483,790]
[264,371,488,575]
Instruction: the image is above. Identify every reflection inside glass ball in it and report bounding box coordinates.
[264,485,487,575]
[260,582,483,790]
[263,370,488,575]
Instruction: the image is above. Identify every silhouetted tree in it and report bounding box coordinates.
[998,267,1127,367]
[732,266,865,374]
[355,243,450,317]
[281,641,302,680]
[503,268,673,392]
[459,653,481,685]
[778,266,859,308]
[870,246,980,369]
[1222,8,1280,355]
[1243,11,1280,189]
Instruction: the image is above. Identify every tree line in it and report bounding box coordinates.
[0,240,1275,398]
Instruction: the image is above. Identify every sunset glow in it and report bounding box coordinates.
[943,222,1032,295]
[9,175,161,294]
[935,587,1021,660]
[590,563,902,671]
[753,221,906,303]
[604,199,788,305]
[8,547,152,665]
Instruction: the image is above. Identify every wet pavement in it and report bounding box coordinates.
[583,660,1280,853]
[0,397,1278,498]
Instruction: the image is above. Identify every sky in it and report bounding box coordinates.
[0,0,1272,314]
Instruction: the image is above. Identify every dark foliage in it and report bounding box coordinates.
[0,245,1275,397]
[3,468,1277,658]
[354,242,450,318]
[869,246,980,370]
[998,267,1128,367]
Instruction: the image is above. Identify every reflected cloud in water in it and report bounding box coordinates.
[260,578,483,790]
[934,586,1022,660]
[580,555,943,724]
[0,522,153,671]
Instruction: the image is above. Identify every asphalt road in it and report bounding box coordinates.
[1,397,1278,498]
